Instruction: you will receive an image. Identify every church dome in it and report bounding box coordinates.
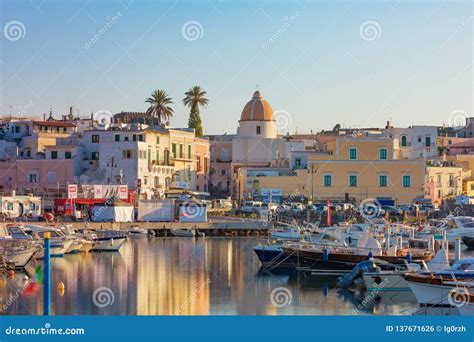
[240,90,275,122]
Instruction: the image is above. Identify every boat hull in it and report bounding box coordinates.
[283,247,431,274]
[92,237,126,252]
[253,245,294,268]
[363,273,410,291]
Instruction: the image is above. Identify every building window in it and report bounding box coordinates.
[400,136,407,147]
[402,175,411,188]
[324,174,332,187]
[27,171,38,183]
[156,136,160,144]
[47,171,56,183]
[418,137,422,143]
[379,148,387,160]
[156,150,160,163]
[115,134,120,142]
[256,126,261,134]
[65,151,72,159]
[349,148,357,160]
[154,176,159,187]
[133,134,137,141]
[425,136,431,147]
[138,135,143,142]
[92,135,99,143]
[295,158,301,168]
[188,145,191,159]
[172,143,177,157]
[349,175,358,187]
[92,152,99,160]
[179,144,183,158]
[221,169,226,176]
[379,175,388,187]
[51,151,58,159]
[29,203,36,210]
[123,150,133,159]
[124,136,129,141]
[26,150,31,158]
[7,203,13,210]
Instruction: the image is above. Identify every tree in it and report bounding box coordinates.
[183,86,209,137]
[145,90,174,125]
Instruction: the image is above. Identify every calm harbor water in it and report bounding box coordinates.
[1,237,472,316]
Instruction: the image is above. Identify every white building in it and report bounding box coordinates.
[384,124,438,159]
[0,195,42,218]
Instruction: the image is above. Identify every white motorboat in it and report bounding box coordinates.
[169,228,204,237]
[6,225,72,257]
[58,224,94,253]
[129,226,148,236]
[270,223,302,241]
[91,230,128,252]
[0,237,38,268]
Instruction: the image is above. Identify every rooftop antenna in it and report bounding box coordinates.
[256,84,259,91]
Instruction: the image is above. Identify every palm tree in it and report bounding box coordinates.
[145,89,174,125]
[183,86,209,137]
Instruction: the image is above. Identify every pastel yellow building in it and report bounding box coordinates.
[244,137,425,205]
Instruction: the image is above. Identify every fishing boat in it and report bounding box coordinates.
[283,237,433,275]
[91,230,128,252]
[405,272,474,307]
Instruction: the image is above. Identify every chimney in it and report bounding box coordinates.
[70,107,73,116]
[385,120,391,129]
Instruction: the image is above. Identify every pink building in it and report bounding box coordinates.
[209,135,233,196]
[0,159,74,198]
[449,138,474,156]
[194,138,210,193]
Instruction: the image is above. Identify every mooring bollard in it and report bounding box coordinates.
[43,231,51,316]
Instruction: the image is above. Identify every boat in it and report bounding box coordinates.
[169,228,204,237]
[269,223,302,241]
[0,237,38,268]
[6,225,72,257]
[282,237,433,275]
[461,235,474,249]
[57,224,93,253]
[405,272,474,307]
[91,230,128,252]
[253,244,294,269]
[129,226,148,236]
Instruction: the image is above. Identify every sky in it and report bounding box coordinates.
[0,0,472,135]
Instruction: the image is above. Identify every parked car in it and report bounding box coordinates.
[261,202,278,212]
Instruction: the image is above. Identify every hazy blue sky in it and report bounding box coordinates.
[0,0,472,134]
